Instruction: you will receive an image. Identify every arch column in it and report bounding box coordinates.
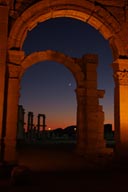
[76,88,87,153]
[4,63,21,163]
[37,114,46,132]
[0,5,8,161]
[76,87,106,156]
[112,59,128,159]
[76,54,107,156]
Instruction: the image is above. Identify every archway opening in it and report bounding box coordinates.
[19,60,77,142]
[18,59,78,170]
[16,17,114,169]
[22,17,113,142]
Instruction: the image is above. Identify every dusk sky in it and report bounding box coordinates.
[19,17,114,130]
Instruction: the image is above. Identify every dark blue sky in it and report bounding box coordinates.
[19,17,114,130]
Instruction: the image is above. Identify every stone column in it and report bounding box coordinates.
[3,51,24,162]
[27,112,31,132]
[83,54,100,155]
[112,59,128,159]
[37,114,40,133]
[76,54,107,157]
[4,61,22,162]
[76,88,87,153]
[0,5,8,161]
[17,105,25,142]
[37,114,46,132]
[27,112,33,132]
[42,114,46,131]
[4,74,20,162]
[85,87,102,155]
[97,91,112,154]
[27,112,33,139]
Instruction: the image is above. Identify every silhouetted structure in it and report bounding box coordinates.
[37,114,46,132]
[17,105,25,145]
[27,112,34,133]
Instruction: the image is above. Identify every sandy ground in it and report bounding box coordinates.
[0,143,128,192]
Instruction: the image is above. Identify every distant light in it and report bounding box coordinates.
[48,127,51,131]
[74,127,76,131]
[68,83,72,86]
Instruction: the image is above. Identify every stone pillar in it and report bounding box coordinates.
[3,51,24,162]
[4,76,20,162]
[76,88,87,153]
[97,90,112,154]
[27,112,33,132]
[27,112,30,133]
[84,54,100,155]
[37,114,46,132]
[17,105,25,142]
[0,5,8,161]
[42,115,46,131]
[85,88,102,155]
[30,113,33,131]
[37,114,40,133]
[27,112,33,140]
[76,54,106,157]
[112,59,128,159]
[4,62,22,162]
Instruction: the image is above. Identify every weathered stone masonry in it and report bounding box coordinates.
[0,0,128,162]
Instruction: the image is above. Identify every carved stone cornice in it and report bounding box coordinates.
[114,70,128,85]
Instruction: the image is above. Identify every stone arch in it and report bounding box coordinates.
[5,47,107,162]
[1,0,128,163]
[8,0,126,59]
[20,50,85,87]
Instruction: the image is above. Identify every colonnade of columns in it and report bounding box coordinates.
[16,108,47,142]
[26,113,46,139]
[27,112,46,133]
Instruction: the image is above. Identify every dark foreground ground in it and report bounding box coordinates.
[0,143,128,192]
